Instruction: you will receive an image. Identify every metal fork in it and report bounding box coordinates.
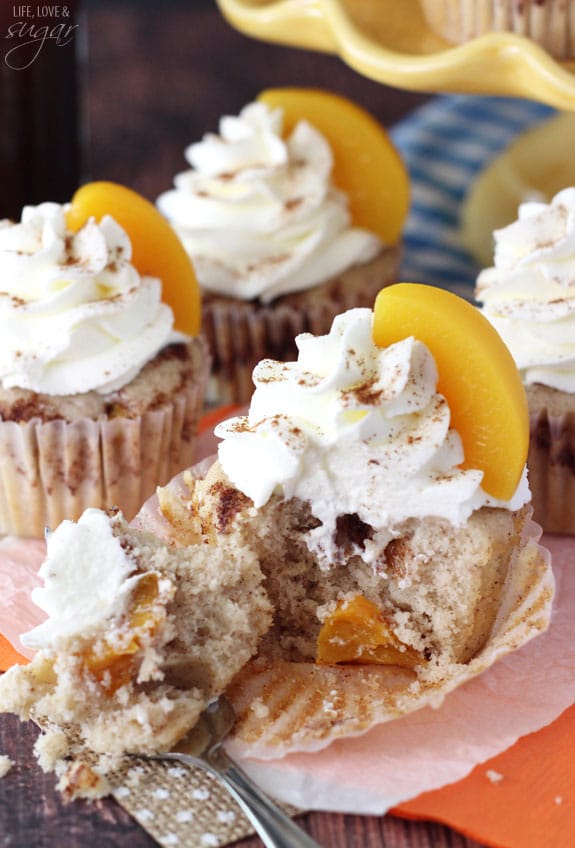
[137,696,322,848]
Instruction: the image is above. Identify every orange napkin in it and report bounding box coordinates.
[394,703,575,848]
[198,404,241,434]
[0,633,28,669]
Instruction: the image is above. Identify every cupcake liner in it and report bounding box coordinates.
[0,380,207,539]
[136,461,554,761]
[528,408,575,534]
[420,0,575,58]
[202,299,336,404]
[201,246,400,405]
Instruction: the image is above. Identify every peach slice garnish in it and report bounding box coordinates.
[317,594,422,667]
[66,181,201,336]
[373,283,529,501]
[258,87,409,246]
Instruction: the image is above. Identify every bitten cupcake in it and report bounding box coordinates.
[144,286,552,758]
[475,186,575,533]
[419,0,575,58]
[157,88,408,403]
[0,184,209,537]
[0,507,271,796]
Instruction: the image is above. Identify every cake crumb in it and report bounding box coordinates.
[486,769,504,783]
[0,755,13,777]
[34,729,69,772]
[56,761,111,801]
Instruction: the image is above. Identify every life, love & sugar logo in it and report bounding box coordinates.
[4,5,79,70]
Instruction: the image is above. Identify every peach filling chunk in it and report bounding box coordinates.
[316,594,422,668]
[80,573,162,694]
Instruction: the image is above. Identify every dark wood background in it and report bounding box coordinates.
[81,0,432,201]
[0,2,485,846]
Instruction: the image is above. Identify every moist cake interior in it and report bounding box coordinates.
[0,508,271,772]
[158,460,531,679]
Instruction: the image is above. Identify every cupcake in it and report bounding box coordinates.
[419,0,575,58]
[0,188,208,538]
[476,186,575,534]
[0,507,271,796]
[148,288,552,757]
[157,88,408,404]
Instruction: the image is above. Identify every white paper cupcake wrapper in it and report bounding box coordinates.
[528,408,575,534]
[202,247,400,405]
[420,0,575,59]
[0,383,206,538]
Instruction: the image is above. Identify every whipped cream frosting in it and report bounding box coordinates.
[476,187,575,391]
[157,101,381,303]
[216,308,529,568]
[21,509,146,650]
[0,202,176,396]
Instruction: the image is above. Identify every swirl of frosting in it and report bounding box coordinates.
[0,202,175,396]
[216,308,529,567]
[476,187,575,391]
[21,509,145,650]
[156,102,381,303]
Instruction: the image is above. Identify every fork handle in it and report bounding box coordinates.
[203,747,322,848]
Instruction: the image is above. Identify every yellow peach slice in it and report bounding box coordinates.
[317,594,421,667]
[82,573,162,694]
[258,87,409,246]
[67,181,200,336]
[373,283,528,501]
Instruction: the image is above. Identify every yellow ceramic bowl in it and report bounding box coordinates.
[216,0,575,110]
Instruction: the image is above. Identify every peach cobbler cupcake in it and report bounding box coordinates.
[149,286,552,757]
[476,187,575,534]
[0,184,209,537]
[157,88,408,404]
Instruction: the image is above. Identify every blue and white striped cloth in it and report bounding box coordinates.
[390,95,554,299]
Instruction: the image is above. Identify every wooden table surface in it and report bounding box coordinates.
[0,2,486,846]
